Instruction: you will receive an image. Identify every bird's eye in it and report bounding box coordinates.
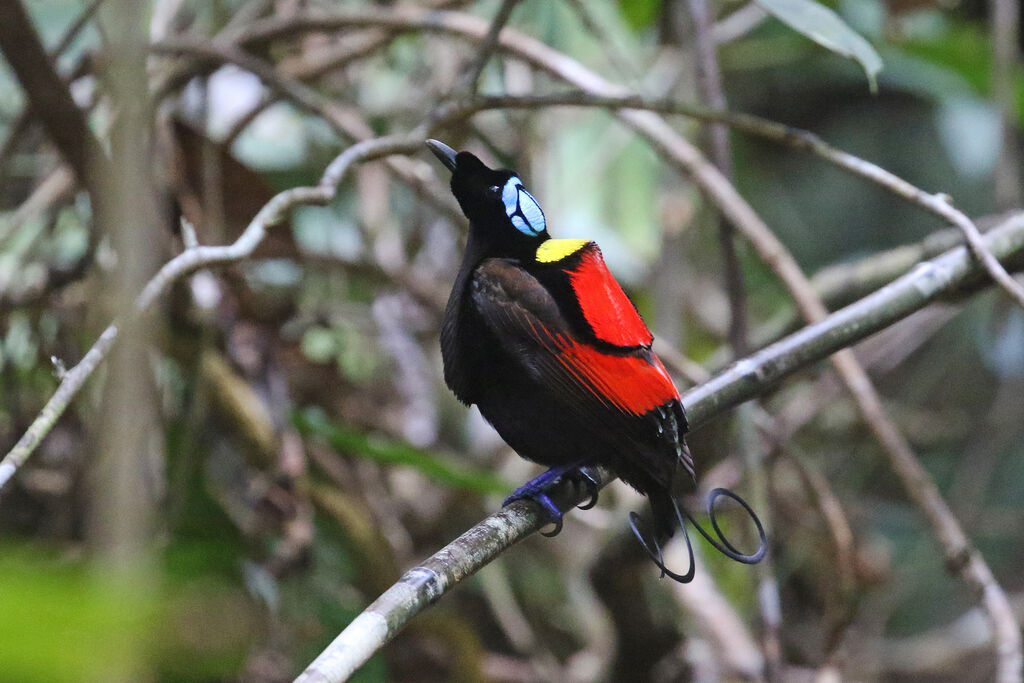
[489,185,500,194]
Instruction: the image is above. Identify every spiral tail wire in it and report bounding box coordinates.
[629,487,767,583]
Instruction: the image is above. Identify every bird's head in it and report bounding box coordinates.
[426,139,549,254]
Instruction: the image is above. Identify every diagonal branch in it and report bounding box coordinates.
[459,0,521,94]
[0,0,111,194]
[0,0,103,177]
[297,212,1024,683]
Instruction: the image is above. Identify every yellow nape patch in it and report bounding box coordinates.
[536,238,589,263]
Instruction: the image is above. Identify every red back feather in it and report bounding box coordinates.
[569,246,653,348]
[552,337,678,416]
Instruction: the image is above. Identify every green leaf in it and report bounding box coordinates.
[293,407,511,496]
[756,0,883,91]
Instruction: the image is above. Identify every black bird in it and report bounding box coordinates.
[426,139,764,581]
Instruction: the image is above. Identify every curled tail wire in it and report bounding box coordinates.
[629,488,767,583]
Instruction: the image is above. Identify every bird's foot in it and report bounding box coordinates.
[504,464,601,537]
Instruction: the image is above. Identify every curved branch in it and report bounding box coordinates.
[297,212,1024,683]
[0,132,423,493]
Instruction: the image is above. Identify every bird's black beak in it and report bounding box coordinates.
[426,139,458,173]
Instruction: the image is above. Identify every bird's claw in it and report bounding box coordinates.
[540,515,563,537]
[571,467,601,510]
[504,489,566,536]
[503,464,599,536]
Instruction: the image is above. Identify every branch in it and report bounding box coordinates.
[0,0,110,193]
[683,0,750,358]
[0,165,95,311]
[450,77,1022,681]
[459,0,520,94]
[990,0,1021,207]
[679,0,777,670]
[696,213,1023,366]
[151,36,351,139]
[810,213,1023,308]
[0,0,102,177]
[873,593,1024,677]
[236,2,1024,312]
[150,37,462,222]
[711,2,769,45]
[4,7,1020,676]
[0,132,423,493]
[0,163,75,251]
[297,212,1024,683]
[441,22,1024,676]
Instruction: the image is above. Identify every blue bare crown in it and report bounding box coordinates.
[501,177,546,236]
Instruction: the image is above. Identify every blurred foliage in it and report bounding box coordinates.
[0,549,155,682]
[294,407,511,496]
[0,0,1022,681]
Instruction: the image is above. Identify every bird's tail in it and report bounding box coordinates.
[630,486,767,583]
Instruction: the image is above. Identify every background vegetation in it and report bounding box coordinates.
[0,0,1022,680]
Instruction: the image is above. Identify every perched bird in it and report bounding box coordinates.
[426,139,764,581]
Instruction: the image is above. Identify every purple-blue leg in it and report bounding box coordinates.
[503,463,600,536]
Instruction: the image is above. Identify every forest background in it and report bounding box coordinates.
[1,0,1023,681]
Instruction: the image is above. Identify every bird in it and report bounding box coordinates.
[426,139,764,581]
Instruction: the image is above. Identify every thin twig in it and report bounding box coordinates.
[460,0,520,95]
[683,0,749,357]
[0,165,89,310]
[151,37,462,223]
[668,551,765,678]
[990,0,1021,208]
[711,2,769,45]
[783,448,859,658]
[0,164,75,251]
[277,0,468,82]
[297,213,1024,683]
[151,35,350,139]
[561,0,642,84]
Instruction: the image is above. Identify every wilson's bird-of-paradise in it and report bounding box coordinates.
[427,139,765,581]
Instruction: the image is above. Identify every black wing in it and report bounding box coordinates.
[470,258,693,487]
